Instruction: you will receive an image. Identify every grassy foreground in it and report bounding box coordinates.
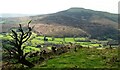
[2,46,119,70]
[27,48,119,70]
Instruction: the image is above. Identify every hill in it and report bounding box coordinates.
[0,7,119,40]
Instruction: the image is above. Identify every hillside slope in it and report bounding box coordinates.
[1,7,119,40]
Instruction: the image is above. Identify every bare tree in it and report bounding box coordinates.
[3,20,35,68]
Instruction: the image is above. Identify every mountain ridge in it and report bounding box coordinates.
[0,7,119,40]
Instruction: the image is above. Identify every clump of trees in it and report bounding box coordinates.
[3,20,35,68]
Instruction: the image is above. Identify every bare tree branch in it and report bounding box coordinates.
[4,20,35,67]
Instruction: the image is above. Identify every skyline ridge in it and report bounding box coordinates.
[0,7,118,18]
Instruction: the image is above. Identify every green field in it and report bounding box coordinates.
[34,48,118,68]
[1,33,119,69]
[7,48,118,70]
[0,33,110,55]
[0,33,102,51]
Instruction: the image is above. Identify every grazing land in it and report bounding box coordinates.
[0,8,119,70]
[1,32,119,70]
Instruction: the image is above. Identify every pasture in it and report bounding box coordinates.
[0,33,119,69]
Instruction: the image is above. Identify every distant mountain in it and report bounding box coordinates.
[0,7,119,40]
[0,13,36,17]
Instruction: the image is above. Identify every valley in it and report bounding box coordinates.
[0,7,119,69]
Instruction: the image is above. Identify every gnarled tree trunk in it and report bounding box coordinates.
[19,57,34,68]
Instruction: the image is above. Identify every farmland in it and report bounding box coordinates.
[0,7,119,69]
[0,33,104,53]
[0,32,119,70]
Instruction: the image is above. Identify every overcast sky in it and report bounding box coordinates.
[0,0,119,14]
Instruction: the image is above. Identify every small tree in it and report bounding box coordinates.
[44,36,48,41]
[3,20,35,68]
